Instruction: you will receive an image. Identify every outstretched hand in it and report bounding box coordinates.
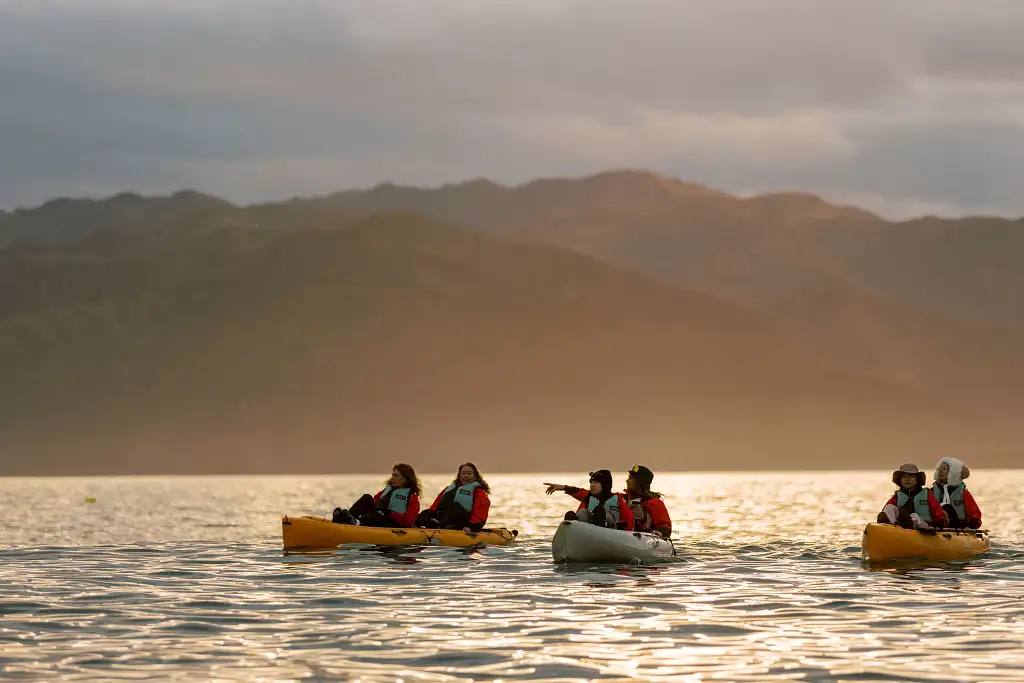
[544,483,563,496]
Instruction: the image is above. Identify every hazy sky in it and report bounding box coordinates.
[2,0,1023,218]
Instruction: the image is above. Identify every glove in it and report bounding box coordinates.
[896,509,914,529]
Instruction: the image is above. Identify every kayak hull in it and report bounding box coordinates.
[282,515,518,550]
[861,523,990,562]
[552,520,676,564]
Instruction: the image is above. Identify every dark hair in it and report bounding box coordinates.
[388,463,422,497]
[626,474,661,499]
[453,462,490,494]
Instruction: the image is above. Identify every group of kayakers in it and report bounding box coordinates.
[329,456,985,537]
[330,462,673,537]
[543,464,672,537]
[877,457,983,531]
[332,462,491,533]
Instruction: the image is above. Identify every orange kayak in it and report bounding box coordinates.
[282,515,518,550]
[861,523,990,562]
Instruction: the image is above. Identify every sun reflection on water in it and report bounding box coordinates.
[0,471,1021,680]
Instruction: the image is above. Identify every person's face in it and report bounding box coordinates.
[899,473,918,489]
[459,466,476,485]
[934,463,949,485]
[626,476,639,495]
[589,478,602,495]
[390,468,407,488]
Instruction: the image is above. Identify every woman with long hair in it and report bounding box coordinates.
[332,463,422,528]
[416,462,491,532]
[623,464,671,537]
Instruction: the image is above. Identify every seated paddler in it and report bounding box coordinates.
[932,457,982,530]
[544,469,635,531]
[332,463,421,528]
[624,464,671,538]
[877,462,947,530]
[416,462,491,533]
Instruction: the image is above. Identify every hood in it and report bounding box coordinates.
[934,457,970,487]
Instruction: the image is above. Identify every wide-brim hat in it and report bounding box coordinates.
[892,463,926,486]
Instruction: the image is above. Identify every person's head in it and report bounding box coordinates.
[891,463,925,491]
[588,470,613,496]
[389,463,422,496]
[933,458,969,487]
[453,462,490,493]
[626,464,655,495]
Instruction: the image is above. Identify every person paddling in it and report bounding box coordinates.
[544,469,635,531]
[417,462,491,533]
[332,463,421,528]
[624,465,672,538]
[876,463,947,530]
[932,458,982,530]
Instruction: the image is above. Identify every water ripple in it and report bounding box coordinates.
[1,472,1022,681]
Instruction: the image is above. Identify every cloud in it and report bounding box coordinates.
[2,0,1024,216]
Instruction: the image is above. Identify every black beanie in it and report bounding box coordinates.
[589,470,613,495]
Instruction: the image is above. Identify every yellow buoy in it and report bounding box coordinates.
[84,497,97,503]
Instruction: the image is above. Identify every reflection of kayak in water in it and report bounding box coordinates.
[281,515,518,550]
[551,520,677,564]
[861,523,990,562]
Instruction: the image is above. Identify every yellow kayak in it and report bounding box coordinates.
[861,523,990,562]
[281,515,518,550]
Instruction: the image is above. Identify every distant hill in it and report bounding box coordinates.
[5,170,1021,326]
[3,212,1016,475]
[0,191,236,247]
[767,290,1024,404]
[323,170,1024,327]
[2,173,1022,474]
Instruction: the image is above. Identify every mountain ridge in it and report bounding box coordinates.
[5,169,1021,327]
[4,211,1018,475]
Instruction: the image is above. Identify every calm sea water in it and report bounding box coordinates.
[1,471,1022,682]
